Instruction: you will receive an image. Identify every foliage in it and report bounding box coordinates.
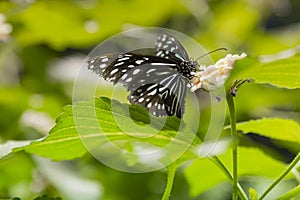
[0,0,300,200]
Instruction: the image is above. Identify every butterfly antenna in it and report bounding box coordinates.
[195,47,228,62]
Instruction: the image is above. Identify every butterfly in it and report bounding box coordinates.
[87,34,199,118]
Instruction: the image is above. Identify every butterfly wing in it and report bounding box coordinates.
[155,34,190,62]
[87,52,188,118]
[127,65,188,118]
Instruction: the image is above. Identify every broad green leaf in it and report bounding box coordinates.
[236,118,300,143]
[184,147,291,197]
[14,97,201,163]
[0,140,34,160]
[227,54,300,90]
[248,56,300,89]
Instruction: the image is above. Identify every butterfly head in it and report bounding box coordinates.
[179,60,199,79]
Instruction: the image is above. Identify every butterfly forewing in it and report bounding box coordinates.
[155,34,190,62]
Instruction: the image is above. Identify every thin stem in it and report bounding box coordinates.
[259,152,300,200]
[162,163,178,200]
[211,157,248,200]
[226,94,238,200]
[276,184,300,200]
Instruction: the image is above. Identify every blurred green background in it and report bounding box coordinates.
[0,0,300,199]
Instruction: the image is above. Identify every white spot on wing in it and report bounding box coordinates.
[157,51,163,56]
[114,62,124,67]
[147,69,156,73]
[88,64,94,69]
[148,90,157,96]
[102,57,108,62]
[110,68,118,75]
[146,84,157,91]
[150,63,176,66]
[158,104,161,109]
[118,57,130,61]
[155,71,172,75]
[133,69,141,75]
[100,64,106,68]
[135,60,144,65]
[121,74,127,80]
[138,97,144,103]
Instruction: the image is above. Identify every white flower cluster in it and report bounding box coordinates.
[190,53,247,92]
[0,13,12,41]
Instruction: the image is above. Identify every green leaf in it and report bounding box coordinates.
[227,54,300,90]
[184,147,291,197]
[0,140,32,159]
[236,118,300,143]
[14,97,201,163]
[10,0,187,50]
[226,57,258,88]
[184,157,227,197]
[248,56,300,89]
[249,187,258,200]
[277,184,300,200]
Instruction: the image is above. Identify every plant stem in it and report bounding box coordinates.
[276,184,300,200]
[226,94,238,200]
[162,163,178,200]
[211,157,248,200]
[259,152,300,200]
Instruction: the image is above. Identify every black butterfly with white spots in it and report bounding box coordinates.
[87,34,199,118]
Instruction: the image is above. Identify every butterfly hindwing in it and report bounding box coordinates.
[128,67,188,118]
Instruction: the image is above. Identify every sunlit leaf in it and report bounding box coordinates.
[248,56,300,89]
[236,118,300,143]
[14,97,201,162]
[227,54,300,90]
